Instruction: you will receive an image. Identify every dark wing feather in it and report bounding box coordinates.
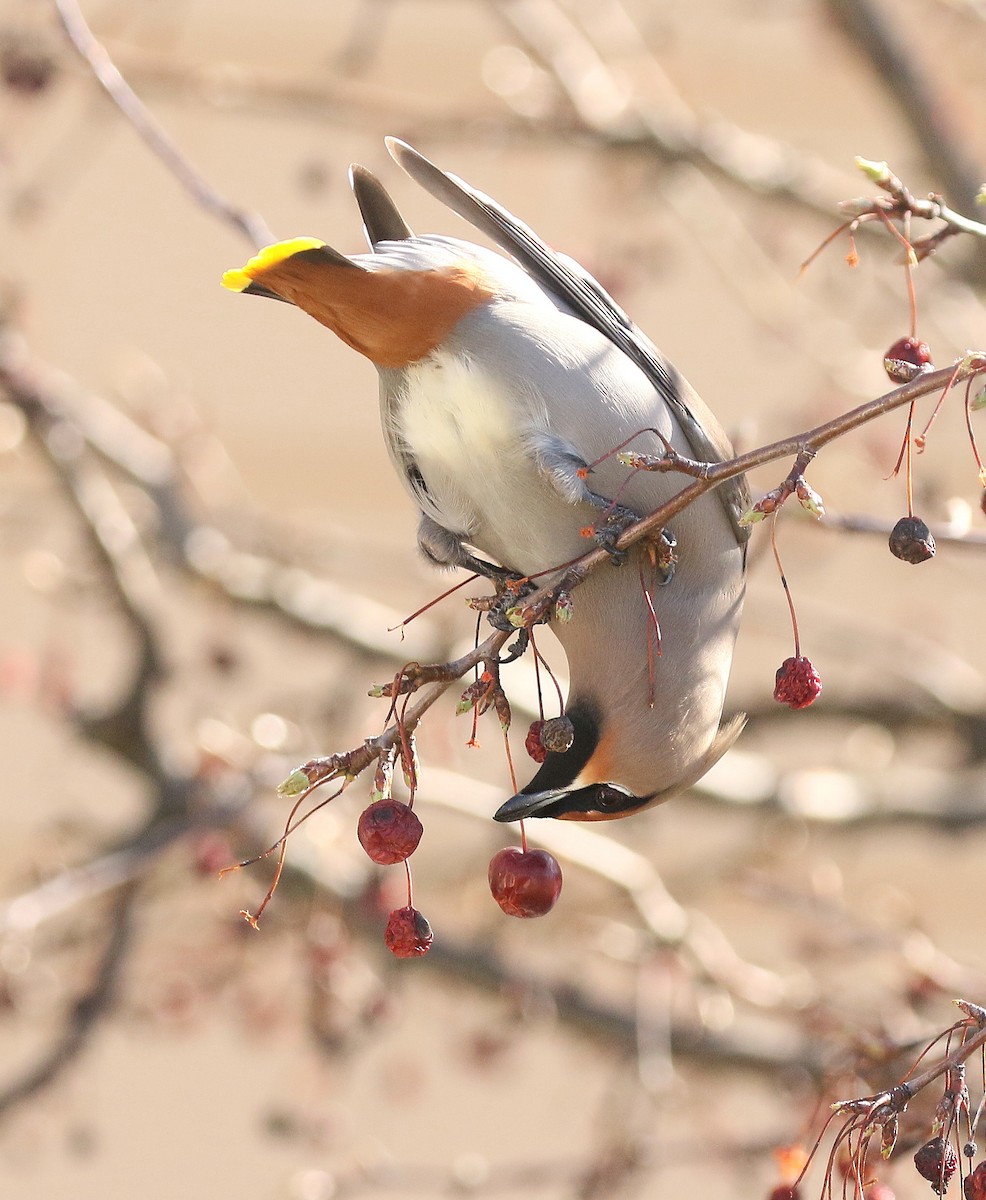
[350,164,414,247]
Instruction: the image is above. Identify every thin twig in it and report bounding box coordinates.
[52,0,275,248]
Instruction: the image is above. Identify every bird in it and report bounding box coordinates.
[221,138,750,822]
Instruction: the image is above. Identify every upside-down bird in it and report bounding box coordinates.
[222,139,749,821]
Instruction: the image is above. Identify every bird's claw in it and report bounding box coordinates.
[651,528,677,586]
[486,575,538,633]
[498,627,530,664]
[589,501,640,565]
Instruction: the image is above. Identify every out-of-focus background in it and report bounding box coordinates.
[1,1,986,1197]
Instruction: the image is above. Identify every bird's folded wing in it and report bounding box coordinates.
[387,137,750,542]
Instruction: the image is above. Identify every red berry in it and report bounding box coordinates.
[965,1162,986,1200]
[383,906,433,958]
[884,336,933,382]
[525,720,547,763]
[889,515,936,564]
[773,656,822,709]
[914,1137,957,1195]
[489,847,562,918]
[767,1187,800,1200]
[357,800,423,865]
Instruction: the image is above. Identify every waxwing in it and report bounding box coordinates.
[222,139,750,822]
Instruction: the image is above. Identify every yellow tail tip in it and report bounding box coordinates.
[220,237,327,291]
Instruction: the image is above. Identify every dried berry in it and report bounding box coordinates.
[384,906,433,958]
[885,336,933,383]
[914,1137,957,1195]
[357,800,423,865]
[773,656,822,709]
[889,515,936,564]
[965,1162,986,1200]
[489,847,562,918]
[524,720,547,763]
[539,715,575,753]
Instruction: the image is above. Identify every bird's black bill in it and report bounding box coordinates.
[493,782,644,822]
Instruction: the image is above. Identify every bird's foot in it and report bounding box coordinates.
[581,498,641,565]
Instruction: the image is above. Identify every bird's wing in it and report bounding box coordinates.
[386,138,750,542]
[350,164,414,247]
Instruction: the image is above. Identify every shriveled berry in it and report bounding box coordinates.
[489,847,562,918]
[524,720,547,763]
[889,515,936,564]
[357,800,423,865]
[773,656,822,709]
[885,336,933,383]
[384,905,433,958]
[965,1163,986,1200]
[914,1137,957,1194]
[540,715,575,753]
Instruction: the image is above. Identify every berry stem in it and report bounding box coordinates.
[502,722,519,797]
[905,405,915,518]
[639,554,661,708]
[770,510,802,659]
[916,359,970,453]
[392,572,479,631]
[530,632,565,712]
[965,378,986,484]
[578,426,665,475]
[531,634,546,722]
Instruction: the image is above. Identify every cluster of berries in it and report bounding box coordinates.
[357,760,563,959]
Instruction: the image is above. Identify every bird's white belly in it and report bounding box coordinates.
[400,352,518,470]
[398,351,536,546]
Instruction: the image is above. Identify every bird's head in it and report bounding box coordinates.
[493,701,745,823]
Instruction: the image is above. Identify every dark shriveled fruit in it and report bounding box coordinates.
[357,800,423,865]
[889,516,936,564]
[384,906,433,958]
[489,847,563,918]
[965,1161,986,1200]
[913,1136,957,1195]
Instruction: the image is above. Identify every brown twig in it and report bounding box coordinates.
[52,0,275,249]
[824,0,985,224]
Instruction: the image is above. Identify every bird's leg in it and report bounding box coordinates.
[417,513,515,584]
[417,515,534,660]
[531,433,671,568]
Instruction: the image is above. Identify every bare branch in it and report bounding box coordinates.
[52,0,274,248]
[0,882,139,1118]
